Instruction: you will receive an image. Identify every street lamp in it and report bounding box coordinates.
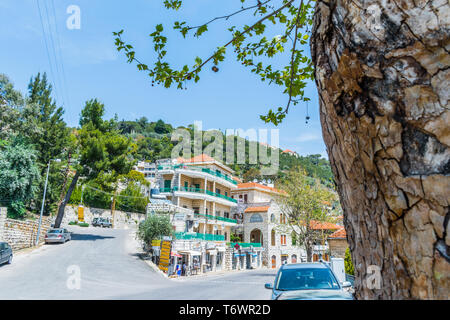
[36,158,61,246]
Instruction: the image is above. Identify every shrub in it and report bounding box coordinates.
[68,221,78,225]
[344,247,355,275]
[137,215,173,245]
[78,222,89,227]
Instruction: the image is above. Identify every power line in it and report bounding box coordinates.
[42,0,67,109]
[36,0,60,104]
[49,0,71,111]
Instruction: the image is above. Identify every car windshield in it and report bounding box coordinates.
[276,268,340,291]
[48,229,63,234]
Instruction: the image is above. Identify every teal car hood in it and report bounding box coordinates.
[276,289,354,300]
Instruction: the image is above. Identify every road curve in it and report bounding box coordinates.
[0,226,275,300]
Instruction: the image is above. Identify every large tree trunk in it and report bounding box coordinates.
[54,171,80,228]
[311,0,449,299]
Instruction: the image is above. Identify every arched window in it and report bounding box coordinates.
[271,229,276,246]
[270,214,275,223]
[271,255,276,269]
[250,213,263,223]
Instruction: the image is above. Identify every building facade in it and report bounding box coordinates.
[149,155,265,275]
[231,182,307,269]
[328,228,348,259]
[155,154,239,242]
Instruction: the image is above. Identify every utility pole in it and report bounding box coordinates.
[111,194,117,229]
[80,185,84,205]
[36,159,61,246]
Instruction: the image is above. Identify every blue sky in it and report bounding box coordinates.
[0,0,327,158]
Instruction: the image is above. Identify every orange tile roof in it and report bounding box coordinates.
[233,176,242,183]
[283,149,295,153]
[177,154,216,163]
[244,206,270,213]
[328,228,347,239]
[310,220,342,230]
[237,182,282,194]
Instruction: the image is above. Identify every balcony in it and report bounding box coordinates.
[194,213,237,224]
[228,242,262,248]
[157,164,238,185]
[175,232,225,241]
[161,186,238,204]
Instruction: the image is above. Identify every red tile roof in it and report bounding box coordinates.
[244,206,270,213]
[237,182,282,194]
[328,228,347,239]
[177,154,216,163]
[309,220,342,230]
[283,149,295,153]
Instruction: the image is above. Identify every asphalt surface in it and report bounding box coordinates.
[0,226,276,300]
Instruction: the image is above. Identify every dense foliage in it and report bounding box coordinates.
[345,247,355,276]
[1,71,333,219]
[0,138,40,218]
[275,167,339,262]
[137,215,174,246]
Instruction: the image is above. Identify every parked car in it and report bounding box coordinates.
[92,217,112,228]
[44,228,71,244]
[0,242,13,265]
[265,262,354,300]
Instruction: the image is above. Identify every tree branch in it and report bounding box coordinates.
[187,0,274,31]
[184,0,296,79]
[285,0,304,114]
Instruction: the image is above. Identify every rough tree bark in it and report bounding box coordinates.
[311,0,449,299]
[54,171,80,229]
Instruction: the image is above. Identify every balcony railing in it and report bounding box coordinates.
[175,232,225,241]
[157,164,238,185]
[194,213,237,224]
[228,242,262,248]
[162,186,237,204]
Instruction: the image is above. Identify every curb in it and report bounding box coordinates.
[138,253,169,278]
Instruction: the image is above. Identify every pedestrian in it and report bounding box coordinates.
[182,262,186,276]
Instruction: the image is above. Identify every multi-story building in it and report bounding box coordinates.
[231,182,306,269]
[156,154,240,243]
[134,161,158,187]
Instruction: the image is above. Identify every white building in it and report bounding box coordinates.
[231,182,307,269]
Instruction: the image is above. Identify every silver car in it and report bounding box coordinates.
[44,228,71,244]
[0,242,13,265]
[265,262,354,300]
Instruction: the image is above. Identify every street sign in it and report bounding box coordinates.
[78,206,84,222]
[159,240,172,273]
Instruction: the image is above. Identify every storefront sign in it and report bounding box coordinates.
[174,213,185,221]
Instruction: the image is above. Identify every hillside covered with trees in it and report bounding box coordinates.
[1,72,333,217]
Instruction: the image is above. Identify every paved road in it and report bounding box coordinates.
[0,227,276,300]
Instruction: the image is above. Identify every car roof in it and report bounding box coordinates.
[280,262,330,270]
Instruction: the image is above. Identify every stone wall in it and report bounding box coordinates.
[0,207,52,251]
[62,205,146,229]
[224,247,233,271]
[328,238,348,259]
